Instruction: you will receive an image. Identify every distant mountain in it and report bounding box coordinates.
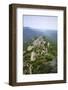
[42,30,57,43]
[23,27,42,42]
[23,27,57,43]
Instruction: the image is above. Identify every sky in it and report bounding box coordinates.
[23,15,57,31]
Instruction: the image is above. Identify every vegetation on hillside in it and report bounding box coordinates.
[23,36,57,74]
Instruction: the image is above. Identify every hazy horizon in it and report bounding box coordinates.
[24,26,57,31]
[23,15,58,32]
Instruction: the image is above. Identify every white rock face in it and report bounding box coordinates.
[33,36,46,47]
[31,51,36,61]
[27,36,49,61]
[47,42,50,47]
[41,50,45,54]
[27,46,33,51]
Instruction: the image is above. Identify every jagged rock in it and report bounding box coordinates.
[33,36,46,47]
[47,42,50,47]
[27,45,33,51]
[31,51,36,61]
[23,36,57,74]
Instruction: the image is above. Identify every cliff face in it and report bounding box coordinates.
[27,36,49,61]
[33,36,46,47]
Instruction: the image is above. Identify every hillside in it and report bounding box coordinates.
[23,27,57,43]
[23,36,57,74]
